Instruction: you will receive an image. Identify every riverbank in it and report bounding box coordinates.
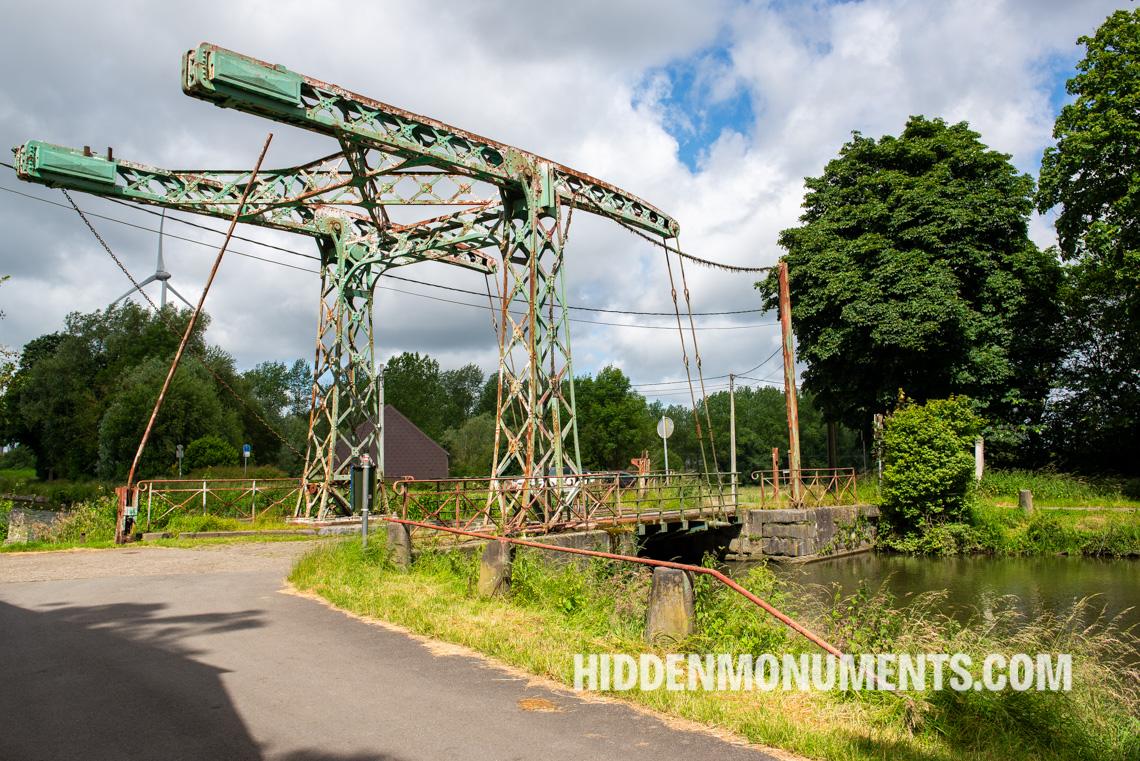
[878,503,1140,556]
[290,540,1139,761]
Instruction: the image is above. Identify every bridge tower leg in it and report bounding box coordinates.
[299,224,384,519]
[491,166,582,495]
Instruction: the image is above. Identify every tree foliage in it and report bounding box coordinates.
[760,116,1062,454]
[880,395,982,532]
[1,304,296,479]
[382,352,449,441]
[184,435,240,471]
[97,357,242,479]
[574,366,654,470]
[1037,9,1140,473]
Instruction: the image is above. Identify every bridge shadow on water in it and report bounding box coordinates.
[0,599,407,761]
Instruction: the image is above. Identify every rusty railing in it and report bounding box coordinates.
[390,471,736,535]
[135,478,303,530]
[747,467,858,507]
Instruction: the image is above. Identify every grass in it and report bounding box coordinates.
[977,470,1140,509]
[879,501,1140,557]
[0,494,315,552]
[160,514,298,534]
[290,540,1140,761]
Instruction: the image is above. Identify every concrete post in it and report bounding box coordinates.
[478,540,513,596]
[975,437,985,482]
[1019,489,1034,516]
[645,567,695,644]
[385,522,412,567]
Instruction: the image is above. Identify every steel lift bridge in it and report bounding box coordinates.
[13,43,684,521]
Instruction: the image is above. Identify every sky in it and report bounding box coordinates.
[0,0,1127,402]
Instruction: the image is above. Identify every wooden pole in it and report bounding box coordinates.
[778,261,803,505]
[117,134,273,542]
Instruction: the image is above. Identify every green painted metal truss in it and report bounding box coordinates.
[14,43,680,519]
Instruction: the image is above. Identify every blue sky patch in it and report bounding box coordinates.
[638,45,755,172]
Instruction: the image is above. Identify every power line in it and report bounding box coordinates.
[630,346,782,389]
[1,162,769,318]
[0,182,779,332]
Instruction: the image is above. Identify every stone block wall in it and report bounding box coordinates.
[727,505,879,561]
[4,508,63,544]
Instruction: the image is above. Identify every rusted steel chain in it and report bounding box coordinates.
[124,134,274,506]
[674,248,724,490]
[661,240,714,481]
[609,215,774,274]
[382,516,848,661]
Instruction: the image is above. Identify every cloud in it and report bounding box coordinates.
[0,0,1126,403]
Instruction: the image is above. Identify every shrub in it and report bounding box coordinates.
[881,395,983,532]
[184,435,238,471]
[0,499,11,542]
[40,498,118,543]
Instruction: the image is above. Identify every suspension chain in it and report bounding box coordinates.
[675,249,724,489]
[661,238,714,481]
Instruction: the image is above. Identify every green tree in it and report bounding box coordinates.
[442,412,496,477]
[382,352,447,440]
[183,434,241,472]
[574,366,654,470]
[1037,9,1140,473]
[880,395,983,532]
[285,359,313,417]
[243,361,292,416]
[475,373,500,416]
[760,117,1062,457]
[97,357,242,479]
[440,364,487,424]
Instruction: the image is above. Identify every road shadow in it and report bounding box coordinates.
[0,600,406,761]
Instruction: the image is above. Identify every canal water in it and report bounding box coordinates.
[736,553,1140,661]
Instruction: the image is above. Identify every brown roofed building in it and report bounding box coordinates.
[339,405,449,480]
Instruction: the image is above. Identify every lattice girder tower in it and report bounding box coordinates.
[13,43,679,518]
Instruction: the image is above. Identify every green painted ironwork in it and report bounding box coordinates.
[13,43,679,519]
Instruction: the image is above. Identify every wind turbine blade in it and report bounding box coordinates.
[113,275,157,305]
[165,282,195,308]
[156,210,166,270]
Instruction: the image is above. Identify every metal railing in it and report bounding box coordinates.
[135,478,303,530]
[390,471,736,535]
[747,467,858,507]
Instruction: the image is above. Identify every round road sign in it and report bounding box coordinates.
[657,416,674,439]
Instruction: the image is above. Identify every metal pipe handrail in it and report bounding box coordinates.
[382,516,853,665]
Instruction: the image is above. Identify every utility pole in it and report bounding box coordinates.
[729,373,738,507]
[778,260,803,505]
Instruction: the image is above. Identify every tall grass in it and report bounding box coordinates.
[290,540,1140,761]
[978,470,1140,507]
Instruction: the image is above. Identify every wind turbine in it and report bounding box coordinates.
[113,210,193,309]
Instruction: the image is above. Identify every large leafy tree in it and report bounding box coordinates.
[97,357,242,479]
[574,366,654,470]
[440,363,487,423]
[1037,9,1140,473]
[760,116,1062,455]
[382,352,449,440]
[2,303,286,479]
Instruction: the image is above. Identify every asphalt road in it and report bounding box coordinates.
[0,543,779,761]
